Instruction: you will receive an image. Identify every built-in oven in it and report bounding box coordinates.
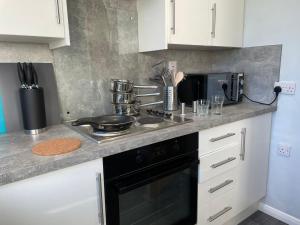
[103,133,199,225]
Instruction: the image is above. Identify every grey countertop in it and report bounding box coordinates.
[0,103,276,187]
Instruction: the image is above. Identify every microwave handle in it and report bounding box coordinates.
[114,160,199,194]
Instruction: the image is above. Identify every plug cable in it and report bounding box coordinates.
[222,84,282,106]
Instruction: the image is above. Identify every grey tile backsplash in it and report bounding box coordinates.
[0,0,281,121]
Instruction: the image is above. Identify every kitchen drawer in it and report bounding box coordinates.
[198,123,242,156]
[199,144,240,183]
[199,169,238,203]
[198,188,236,225]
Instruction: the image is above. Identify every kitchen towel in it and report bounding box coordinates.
[0,95,7,134]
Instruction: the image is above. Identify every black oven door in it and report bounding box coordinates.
[104,159,198,225]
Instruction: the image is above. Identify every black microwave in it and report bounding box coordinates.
[178,73,244,106]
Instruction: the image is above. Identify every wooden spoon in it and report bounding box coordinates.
[175,72,185,87]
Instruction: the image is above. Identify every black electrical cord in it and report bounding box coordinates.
[222,84,282,106]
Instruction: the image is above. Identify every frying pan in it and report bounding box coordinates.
[71,115,135,131]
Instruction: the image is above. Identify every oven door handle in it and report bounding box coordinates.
[114,159,199,194]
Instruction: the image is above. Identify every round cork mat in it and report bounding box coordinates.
[32,138,81,156]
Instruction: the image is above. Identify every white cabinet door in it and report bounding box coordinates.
[0,159,104,225]
[169,0,210,46]
[210,0,245,47]
[235,113,272,212]
[137,0,245,51]
[0,0,65,38]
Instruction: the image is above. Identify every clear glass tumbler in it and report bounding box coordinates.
[211,95,225,115]
[197,99,210,116]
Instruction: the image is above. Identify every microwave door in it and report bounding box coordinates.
[207,74,227,99]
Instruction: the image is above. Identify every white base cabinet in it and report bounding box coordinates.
[137,0,244,52]
[197,113,272,225]
[0,159,105,225]
[0,0,70,49]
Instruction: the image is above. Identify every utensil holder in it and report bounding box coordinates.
[19,88,46,135]
[163,86,178,111]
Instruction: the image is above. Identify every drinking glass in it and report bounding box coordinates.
[211,95,224,115]
[197,99,210,116]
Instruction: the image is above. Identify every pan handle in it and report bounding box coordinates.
[140,101,164,107]
[71,120,104,129]
[136,93,160,97]
[134,85,159,89]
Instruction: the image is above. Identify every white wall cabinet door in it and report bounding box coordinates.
[235,113,272,212]
[138,0,245,52]
[169,0,210,46]
[0,159,104,225]
[0,0,69,49]
[210,0,245,47]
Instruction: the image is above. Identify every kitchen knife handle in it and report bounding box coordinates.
[22,63,31,88]
[17,63,26,88]
[30,63,39,88]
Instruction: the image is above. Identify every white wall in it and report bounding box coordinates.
[244,0,300,219]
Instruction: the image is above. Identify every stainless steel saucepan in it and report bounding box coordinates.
[112,92,160,104]
[111,79,159,92]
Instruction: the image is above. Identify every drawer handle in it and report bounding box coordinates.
[208,206,232,222]
[208,179,234,193]
[210,133,236,142]
[210,157,236,169]
[96,173,104,225]
[240,128,247,161]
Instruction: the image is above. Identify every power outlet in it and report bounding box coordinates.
[277,143,291,157]
[168,61,177,75]
[274,81,296,95]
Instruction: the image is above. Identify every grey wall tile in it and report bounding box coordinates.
[52,0,282,120]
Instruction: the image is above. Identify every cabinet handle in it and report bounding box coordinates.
[208,207,232,222]
[171,0,176,34]
[240,128,247,160]
[208,179,234,193]
[210,157,236,169]
[96,173,105,225]
[209,133,235,142]
[55,0,61,24]
[211,3,217,38]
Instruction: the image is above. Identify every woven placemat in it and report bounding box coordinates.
[32,138,81,156]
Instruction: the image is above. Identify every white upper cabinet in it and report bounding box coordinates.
[210,0,245,47]
[169,0,211,46]
[137,0,244,52]
[0,0,70,49]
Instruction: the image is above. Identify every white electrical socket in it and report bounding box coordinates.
[277,143,291,157]
[168,61,177,75]
[274,81,296,95]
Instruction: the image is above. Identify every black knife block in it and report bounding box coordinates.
[19,88,47,134]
